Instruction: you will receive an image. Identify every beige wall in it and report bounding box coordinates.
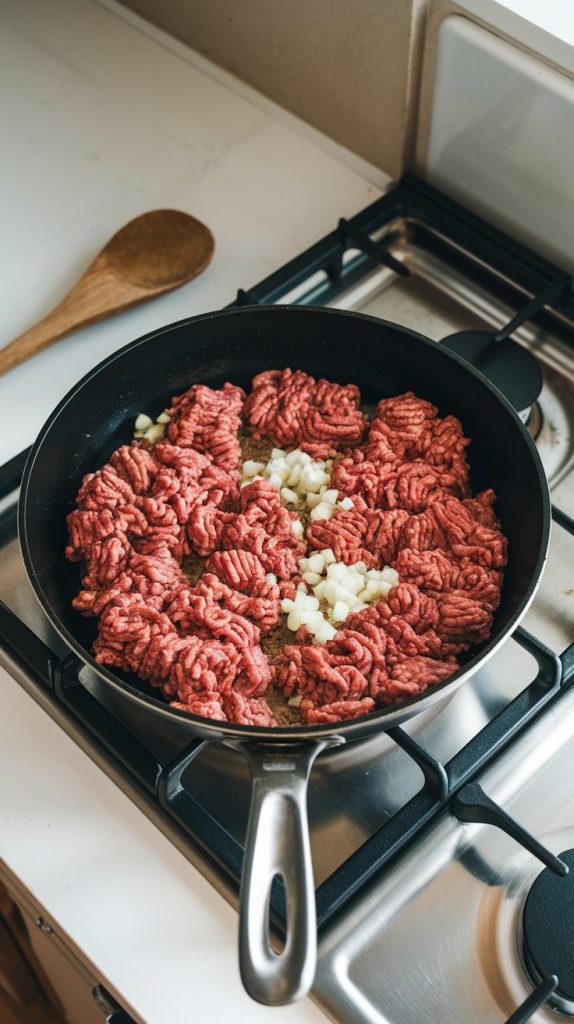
[119,0,426,177]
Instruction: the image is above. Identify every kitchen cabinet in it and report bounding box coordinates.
[0,876,123,1024]
[0,880,64,1022]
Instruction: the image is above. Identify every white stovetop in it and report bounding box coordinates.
[0,0,383,1020]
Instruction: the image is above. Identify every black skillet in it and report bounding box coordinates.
[18,305,550,1005]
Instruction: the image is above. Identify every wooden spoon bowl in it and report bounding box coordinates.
[0,209,215,376]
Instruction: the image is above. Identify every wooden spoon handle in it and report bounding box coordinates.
[0,260,151,377]
[0,307,83,377]
[0,212,215,377]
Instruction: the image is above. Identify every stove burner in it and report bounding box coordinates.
[522,848,574,1015]
[441,332,543,421]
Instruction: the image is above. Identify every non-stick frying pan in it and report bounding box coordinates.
[19,306,550,1005]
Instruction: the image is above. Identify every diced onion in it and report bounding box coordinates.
[280,486,299,505]
[287,464,302,486]
[303,610,324,631]
[307,553,325,574]
[310,502,334,522]
[143,424,165,444]
[332,601,349,623]
[241,447,336,521]
[282,542,398,643]
[239,450,399,645]
[381,567,399,585]
[326,563,347,582]
[321,489,339,505]
[287,609,303,632]
[135,413,153,430]
[243,459,266,477]
[315,620,337,643]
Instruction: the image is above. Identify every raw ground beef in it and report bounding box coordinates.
[243,368,367,458]
[66,376,507,727]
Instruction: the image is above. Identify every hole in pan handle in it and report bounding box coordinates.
[232,739,333,1005]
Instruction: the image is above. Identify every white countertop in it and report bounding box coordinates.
[0,0,382,1020]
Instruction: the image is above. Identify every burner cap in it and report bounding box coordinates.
[523,848,574,1012]
[441,331,543,416]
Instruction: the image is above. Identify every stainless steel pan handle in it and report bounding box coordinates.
[235,741,329,1005]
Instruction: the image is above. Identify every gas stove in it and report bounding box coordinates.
[1,176,574,1024]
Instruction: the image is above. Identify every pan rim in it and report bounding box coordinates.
[18,304,552,742]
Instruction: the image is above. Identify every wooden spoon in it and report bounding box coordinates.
[0,209,215,376]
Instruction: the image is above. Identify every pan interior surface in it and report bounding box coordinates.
[19,306,550,738]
